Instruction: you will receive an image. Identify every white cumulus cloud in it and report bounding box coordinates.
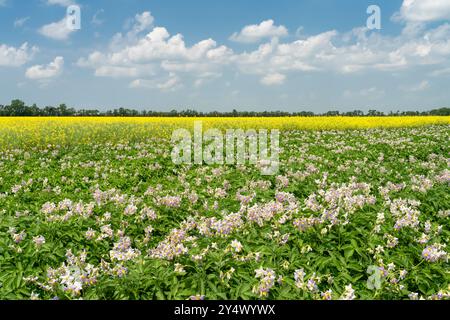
[0,42,38,67]
[78,12,234,91]
[396,0,450,22]
[25,56,64,80]
[230,19,288,43]
[77,9,450,91]
[39,16,76,40]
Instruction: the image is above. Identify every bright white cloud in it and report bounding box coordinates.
[133,11,154,34]
[260,73,286,86]
[106,11,155,51]
[236,24,450,77]
[0,43,38,67]
[230,19,288,43]
[39,16,76,40]
[25,56,64,80]
[78,10,450,91]
[78,12,234,91]
[107,28,231,64]
[396,0,450,22]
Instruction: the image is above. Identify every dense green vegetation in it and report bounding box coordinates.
[1,99,449,117]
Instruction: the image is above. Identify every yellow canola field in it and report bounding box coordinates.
[0,116,449,148]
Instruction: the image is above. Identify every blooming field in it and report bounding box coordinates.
[0,117,449,300]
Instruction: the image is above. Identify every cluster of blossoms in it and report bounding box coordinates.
[148,228,188,260]
[428,290,450,300]
[229,240,243,253]
[142,225,154,244]
[209,212,244,236]
[174,263,186,274]
[94,224,114,241]
[293,217,321,232]
[274,191,296,204]
[213,187,227,199]
[35,250,100,297]
[98,259,128,278]
[253,268,276,297]
[157,195,182,208]
[305,180,376,226]
[378,182,406,200]
[247,201,284,227]
[276,175,289,188]
[123,204,138,216]
[140,206,157,221]
[434,169,450,184]
[197,211,244,237]
[294,269,321,293]
[294,269,306,289]
[422,244,448,263]
[10,178,33,194]
[224,240,261,263]
[85,228,96,240]
[389,198,421,231]
[109,236,141,261]
[417,233,430,244]
[373,212,386,233]
[92,188,128,206]
[384,234,399,248]
[409,289,450,300]
[437,210,450,218]
[371,261,410,292]
[41,199,95,222]
[32,235,46,248]
[236,191,255,206]
[9,228,26,244]
[339,285,356,300]
[187,192,199,204]
[248,180,272,191]
[320,181,374,210]
[266,230,290,245]
[411,175,434,193]
[321,290,333,300]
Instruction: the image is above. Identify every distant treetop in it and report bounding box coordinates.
[0,99,449,117]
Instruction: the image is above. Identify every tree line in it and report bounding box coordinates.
[0,99,449,117]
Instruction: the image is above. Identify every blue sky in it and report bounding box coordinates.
[1,0,450,112]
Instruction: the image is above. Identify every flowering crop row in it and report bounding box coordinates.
[0,118,448,300]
